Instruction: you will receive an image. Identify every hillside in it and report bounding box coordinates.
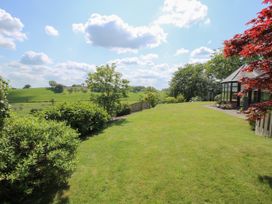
[8,88,143,103]
[8,88,150,115]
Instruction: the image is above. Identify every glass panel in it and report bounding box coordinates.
[252,91,259,103]
[232,93,237,101]
[261,92,271,102]
[232,86,238,92]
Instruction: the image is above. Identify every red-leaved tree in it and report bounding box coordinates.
[224,0,272,121]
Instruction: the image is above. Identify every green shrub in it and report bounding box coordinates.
[0,77,9,129]
[143,91,160,108]
[214,94,222,104]
[191,96,203,102]
[0,115,79,202]
[116,103,131,117]
[164,94,185,104]
[165,97,178,104]
[37,102,110,137]
[54,84,64,93]
[176,94,185,103]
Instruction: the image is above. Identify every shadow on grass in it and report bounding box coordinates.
[108,118,130,127]
[80,118,130,141]
[258,175,272,188]
[0,183,70,204]
[22,183,70,204]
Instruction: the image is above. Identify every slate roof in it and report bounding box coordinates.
[221,65,264,83]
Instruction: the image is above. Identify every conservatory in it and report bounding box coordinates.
[221,66,270,109]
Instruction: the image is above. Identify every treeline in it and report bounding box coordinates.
[169,51,246,101]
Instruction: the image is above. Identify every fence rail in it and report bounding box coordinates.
[255,111,272,137]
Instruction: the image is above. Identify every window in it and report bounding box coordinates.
[261,91,272,102]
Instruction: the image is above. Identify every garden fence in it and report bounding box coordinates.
[129,101,150,113]
[255,111,272,137]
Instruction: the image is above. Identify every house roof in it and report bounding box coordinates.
[221,65,264,83]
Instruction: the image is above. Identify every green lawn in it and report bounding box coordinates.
[54,102,272,203]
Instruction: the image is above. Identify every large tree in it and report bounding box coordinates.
[86,64,129,116]
[0,77,9,129]
[205,51,246,80]
[170,64,220,101]
[224,0,272,120]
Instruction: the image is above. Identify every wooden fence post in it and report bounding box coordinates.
[255,110,272,137]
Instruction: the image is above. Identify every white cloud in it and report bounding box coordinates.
[189,46,214,63]
[72,13,167,53]
[45,25,59,37]
[175,48,189,56]
[109,53,159,66]
[0,9,27,49]
[108,54,178,89]
[20,51,52,65]
[1,59,96,87]
[156,0,210,28]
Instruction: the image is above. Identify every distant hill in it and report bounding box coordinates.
[8,88,143,104]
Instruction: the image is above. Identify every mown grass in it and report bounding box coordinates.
[52,102,272,203]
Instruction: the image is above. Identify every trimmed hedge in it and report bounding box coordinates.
[0,115,79,202]
[37,102,110,137]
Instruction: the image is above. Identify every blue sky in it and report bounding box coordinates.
[0,0,266,89]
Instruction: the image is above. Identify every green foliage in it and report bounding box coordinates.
[54,84,64,93]
[0,115,79,202]
[23,84,31,89]
[130,86,146,93]
[191,96,203,102]
[87,64,129,116]
[0,77,9,129]
[48,80,64,93]
[165,97,178,104]
[170,64,220,101]
[214,94,222,104]
[164,94,185,104]
[143,90,160,108]
[38,102,110,138]
[49,80,57,87]
[176,94,185,103]
[116,103,131,117]
[205,52,245,80]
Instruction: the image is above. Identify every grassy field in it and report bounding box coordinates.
[8,88,146,115]
[51,102,272,203]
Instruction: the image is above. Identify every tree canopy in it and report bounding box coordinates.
[205,52,246,80]
[86,64,129,116]
[170,64,220,101]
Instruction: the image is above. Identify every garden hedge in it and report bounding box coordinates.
[0,115,79,202]
[37,102,110,138]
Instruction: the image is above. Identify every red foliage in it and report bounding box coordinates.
[224,0,272,121]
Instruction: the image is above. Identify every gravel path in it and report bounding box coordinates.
[204,104,247,120]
